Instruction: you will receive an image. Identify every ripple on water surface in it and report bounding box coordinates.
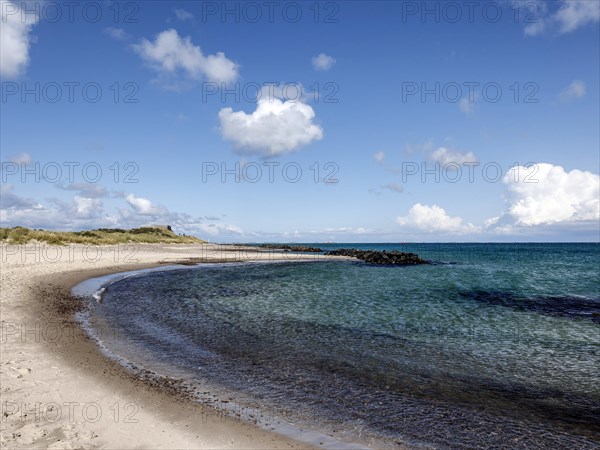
[90,250,600,449]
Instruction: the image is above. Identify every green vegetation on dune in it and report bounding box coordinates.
[0,226,206,245]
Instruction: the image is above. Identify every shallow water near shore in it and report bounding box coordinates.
[81,243,600,449]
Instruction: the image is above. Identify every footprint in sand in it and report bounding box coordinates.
[5,366,32,379]
[16,367,32,376]
[11,422,48,445]
[47,436,97,450]
[28,425,90,450]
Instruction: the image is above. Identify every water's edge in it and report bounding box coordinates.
[72,261,377,450]
[71,245,600,450]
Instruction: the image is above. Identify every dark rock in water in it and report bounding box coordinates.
[460,290,600,322]
[257,244,323,253]
[325,248,428,265]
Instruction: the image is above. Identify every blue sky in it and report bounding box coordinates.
[1,0,599,242]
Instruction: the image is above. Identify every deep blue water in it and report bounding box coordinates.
[89,243,600,449]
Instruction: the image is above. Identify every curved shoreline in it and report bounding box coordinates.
[78,259,600,450]
[0,243,352,449]
[3,243,599,449]
[72,262,375,450]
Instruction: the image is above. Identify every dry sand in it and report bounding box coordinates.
[0,242,344,449]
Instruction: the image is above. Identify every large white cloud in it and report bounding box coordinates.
[554,0,600,33]
[525,0,600,36]
[0,0,38,78]
[133,29,239,84]
[72,196,104,218]
[1,191,117,230]
[503,163,599,226]
[219,96,324,156]
[396,203,477,234]
[396,163,599,237]
[0,186,242,238]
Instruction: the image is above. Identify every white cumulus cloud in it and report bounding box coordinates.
[73,196,104,217]
[0,0,39,78]
[125,194,168,215]
[554,0,600,33]
[503,163,600,226]
[0,186,243,239]
[219,96,324,156]
[396,203,477,234]
[311,53,336,71]
[133,29,239,84]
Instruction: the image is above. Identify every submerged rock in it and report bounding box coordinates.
[325,248,428,265]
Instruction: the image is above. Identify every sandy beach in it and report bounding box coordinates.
[0,242,340,449]
[2,1,597,446]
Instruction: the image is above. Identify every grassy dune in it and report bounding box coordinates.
[0,226,206,245]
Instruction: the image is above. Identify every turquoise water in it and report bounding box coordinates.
[91,243,600,449]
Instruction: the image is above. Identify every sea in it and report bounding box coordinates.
[78,243,600,449]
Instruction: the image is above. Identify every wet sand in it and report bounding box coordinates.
[0,242,345,449]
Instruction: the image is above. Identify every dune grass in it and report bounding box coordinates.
[0,226,206,245]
